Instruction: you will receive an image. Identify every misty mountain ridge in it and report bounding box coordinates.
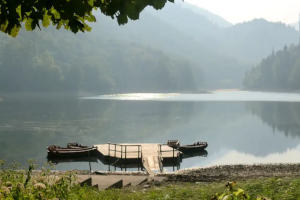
[151,1,232,29]
[222,18,299,63]
[0,1,299,93]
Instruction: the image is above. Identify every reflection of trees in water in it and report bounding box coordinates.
[246,102,300,137]
[0,97,197,165]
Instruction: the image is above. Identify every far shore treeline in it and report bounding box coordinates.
[244,43,300,91]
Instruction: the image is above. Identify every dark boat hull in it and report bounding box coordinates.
[178,144,208,154]
[47,146,98,158]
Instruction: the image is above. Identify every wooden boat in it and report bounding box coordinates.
[47,144,97,158]
[67,143,88,149]
[167,140,208,154]
[178,142,208,153]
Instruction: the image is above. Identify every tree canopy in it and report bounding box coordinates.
[0,0,173,37]
[244,44,300,91]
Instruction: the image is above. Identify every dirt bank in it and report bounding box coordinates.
[163,164,300,182]
[29,164,300,183]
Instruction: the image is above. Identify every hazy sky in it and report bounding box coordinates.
[186,0,300,24]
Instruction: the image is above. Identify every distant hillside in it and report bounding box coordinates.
[116,5,299,88]
[0,1,299,93]
[0,30,196,94]
[180,2,232,28]
[222,19,299,63]
[244,43,300,90]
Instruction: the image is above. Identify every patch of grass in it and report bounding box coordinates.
[1,160,300,199]
[72,178,300,200]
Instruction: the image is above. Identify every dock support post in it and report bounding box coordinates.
[172,147,174,158]
[108,142,111,170]
[125,146,127,160]
[121,145,123,159]
[88,150,92,175]
[108,143,110,157]
[173,147,176,169]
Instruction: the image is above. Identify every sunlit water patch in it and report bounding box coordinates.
[82,91,300,102]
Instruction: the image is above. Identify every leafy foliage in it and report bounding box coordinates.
[212,182,250,200]
[0,0,173,37]
[0,161,78,199]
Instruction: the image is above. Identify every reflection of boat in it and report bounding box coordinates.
[47,144,97,158]
[47,156,99,164]
[167,140,208,154]
[181,149,208,159]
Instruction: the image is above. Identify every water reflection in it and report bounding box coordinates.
[84,91,300,102]
[0,92,300,170]
[246,102,300,137]
[205,145,300,166]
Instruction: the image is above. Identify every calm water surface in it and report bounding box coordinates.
[1,91,300,171]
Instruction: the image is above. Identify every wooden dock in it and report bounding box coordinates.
[95,143,181,175]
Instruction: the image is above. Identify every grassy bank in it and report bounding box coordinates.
[1,161,300,199]
[68,178,300,200]
[1,167,300,200]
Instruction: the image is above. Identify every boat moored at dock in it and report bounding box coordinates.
[47,143,98,158]
[167,140,208,154]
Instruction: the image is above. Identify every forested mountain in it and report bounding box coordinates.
[244,44,300,90]
[108,3,299,88]
[0,30,196,94]
[0,1,298,94]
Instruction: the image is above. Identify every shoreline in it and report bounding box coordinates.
[24,163,300,182]
[163,164,300,182]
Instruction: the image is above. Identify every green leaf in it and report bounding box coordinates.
[25,18,33,31]
[0,20,9,32]
[88,0,94,7]
[42,13,50,27]
[85,15,96,22]
[10,25,21,37]
[16,5,22,18]
[233,188,245,196]
[50,8,60,19]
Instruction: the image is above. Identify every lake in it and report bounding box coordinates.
[1,91,300,171]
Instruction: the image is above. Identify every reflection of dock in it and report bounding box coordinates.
[95,143,181,175]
